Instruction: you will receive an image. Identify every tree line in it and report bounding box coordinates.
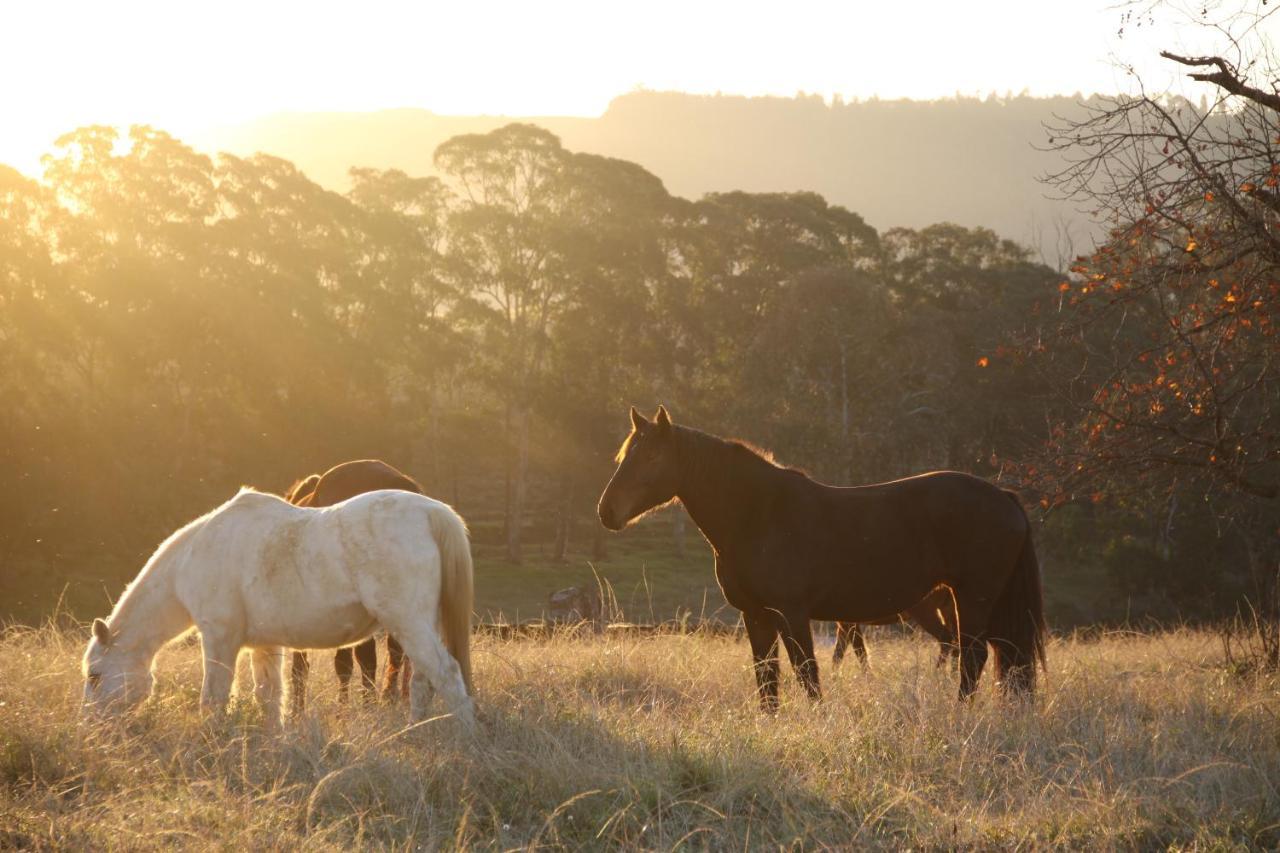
[1,107,1274,628]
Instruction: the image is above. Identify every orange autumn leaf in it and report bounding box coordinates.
[1185,238,1197,252]
[977,356,989,368]
[1204,191,1215,201]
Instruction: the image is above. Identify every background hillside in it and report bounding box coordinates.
[200,91,1105,257]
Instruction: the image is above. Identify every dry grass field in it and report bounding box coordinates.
[2,622,1278,850]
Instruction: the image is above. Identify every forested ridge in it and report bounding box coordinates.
[1,117,1274,628]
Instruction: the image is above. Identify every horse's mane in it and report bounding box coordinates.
[683,426,810,478]
[107,488,294,621]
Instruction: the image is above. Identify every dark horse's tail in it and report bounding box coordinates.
[987,492,1048,693]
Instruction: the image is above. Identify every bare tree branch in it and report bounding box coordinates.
[1161,51,1280,112]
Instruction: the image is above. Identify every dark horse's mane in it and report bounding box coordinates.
[679,425,812,482]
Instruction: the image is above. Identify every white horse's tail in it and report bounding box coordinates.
[429,505,474,695]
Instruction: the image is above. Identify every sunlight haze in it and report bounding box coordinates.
[1,0,1259,175]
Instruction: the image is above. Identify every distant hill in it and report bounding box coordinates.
[198,91,1106,257]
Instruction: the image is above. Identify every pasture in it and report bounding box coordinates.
[3,622,1278,849]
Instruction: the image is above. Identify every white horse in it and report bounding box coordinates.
[82,487,475,731]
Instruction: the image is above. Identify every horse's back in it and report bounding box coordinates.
[832,471,1025,535]
[309,460,422,507]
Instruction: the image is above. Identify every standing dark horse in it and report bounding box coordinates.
[832,587,960,669]
[286,459,421,714]
[597,406,1046,709]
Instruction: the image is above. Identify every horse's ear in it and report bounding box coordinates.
[654,405,673,430]
[630,406,650,431]
[92,618,112,647]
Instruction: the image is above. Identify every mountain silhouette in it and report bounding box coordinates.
[200,90,1107,257]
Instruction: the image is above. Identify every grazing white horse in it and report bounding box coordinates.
[82,488,475,731]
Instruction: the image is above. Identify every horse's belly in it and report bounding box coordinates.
[240,560,378,648]
[246,598,378,648]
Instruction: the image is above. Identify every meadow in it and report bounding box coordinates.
[2,619,1277,850]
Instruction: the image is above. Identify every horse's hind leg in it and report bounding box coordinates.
[334,646,355,702]
[353,637,378,702]
[383,635,408,702]
[290,651,309,717]
[395,623,474,729]
[251,647,284,730]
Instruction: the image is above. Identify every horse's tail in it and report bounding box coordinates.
[429,505,474,695]
[987,492,1047,694]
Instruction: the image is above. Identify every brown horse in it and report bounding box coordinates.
[832,588,960,669]
[286,459,422,714]
[597,406,1046,710]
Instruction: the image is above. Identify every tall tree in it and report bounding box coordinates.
[435,124,574,562]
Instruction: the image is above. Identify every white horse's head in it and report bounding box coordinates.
[82,618,153,715]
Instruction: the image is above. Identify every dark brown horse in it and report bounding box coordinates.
[597,406,1046,710]
[285,459,421,714]
[832,587,960,668]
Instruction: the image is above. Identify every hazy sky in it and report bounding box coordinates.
[2,0,1272,174]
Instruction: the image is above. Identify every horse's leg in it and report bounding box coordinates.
[951,587,996,699]
[957,634,989,700]
[742,609,781,713]
[394,623,473,728]
[776,608,821,701]
[850,624,869,669]
[353,637,377,703]
[289,651,309,717]
[908,590,960,671]
[251,646,284,731]
[198,630,240,716]
[334,646,355,703]
[400,656,413,702]
[832,623,849,666]
[382,635,406,701]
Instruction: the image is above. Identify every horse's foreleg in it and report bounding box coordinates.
[957,634,989,700]
[251,646,284,731]
[850,624,869,669]
[777,609,821,701]
[353,637,378,702]
[290,651,309,717]
[742,610,781,713]
[832,623,849,666]
[198,631,240,716]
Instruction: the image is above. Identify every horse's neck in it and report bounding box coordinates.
[109,546,193,659]
[675,431,775,554]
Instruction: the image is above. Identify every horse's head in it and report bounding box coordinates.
[598,405,681,531]
[81,618,153,715]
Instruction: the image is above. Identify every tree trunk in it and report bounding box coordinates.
[672,506,687,557]
[839,337,851,483]
[551,469,573,563]
[506,404,530,564]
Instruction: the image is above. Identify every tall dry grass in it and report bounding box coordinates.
[1,621,1277,849]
